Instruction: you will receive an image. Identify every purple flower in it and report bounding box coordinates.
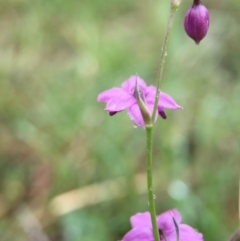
[97,76,182,127]
[184,0,210,44]
[122,209,204,241]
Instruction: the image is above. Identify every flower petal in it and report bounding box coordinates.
[157,209,182,232]
[159,92,182,110]
[145,87,182,110]
[122,227,154,241]
[122,76,147,95]
[145,86,157,104]
[130,212,152,228]
[98,88,124,102]
[127,103,145,127]
[128,103,157,127]
[98,87,136,112]
[106,95,135,112]
[167,224,203,241]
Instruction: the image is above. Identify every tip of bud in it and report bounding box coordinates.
[184,3,210,44]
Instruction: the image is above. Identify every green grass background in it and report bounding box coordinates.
[0,0,239,240]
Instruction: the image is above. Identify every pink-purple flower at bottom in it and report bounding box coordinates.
[122,209,204,241]
[97,76,182,127]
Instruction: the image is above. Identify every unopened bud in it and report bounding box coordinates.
[134,78,152,127]
[184,0,210,44]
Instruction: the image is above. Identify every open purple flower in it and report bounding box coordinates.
[97,76,182,127]
[122,209,204,241]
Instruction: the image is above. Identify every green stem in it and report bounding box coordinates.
[152,1,180,122]
[146,126,160,241]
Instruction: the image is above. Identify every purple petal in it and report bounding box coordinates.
[128,104,145,127]
[130,212,152,228]
[122,76,147,95]
[128,103,156,127]
[122,227,154,241]
[128,102,158,127]
[167,224,203,241]
[104,90,136,112]
[157,209,182,232]
[145,87,182,110]
[145,86,157,104]
[98,88,124,102]
[159,92,182,110]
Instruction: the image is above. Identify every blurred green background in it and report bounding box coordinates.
[0,0,239,240]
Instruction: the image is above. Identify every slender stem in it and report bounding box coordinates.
[152,1,180,122]
[146,126,160,241]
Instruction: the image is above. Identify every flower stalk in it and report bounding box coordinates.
[146,126,160,241]
[148,2,180,240]
[152,1,180,122]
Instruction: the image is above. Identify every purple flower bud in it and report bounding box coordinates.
[184,0,210,44]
